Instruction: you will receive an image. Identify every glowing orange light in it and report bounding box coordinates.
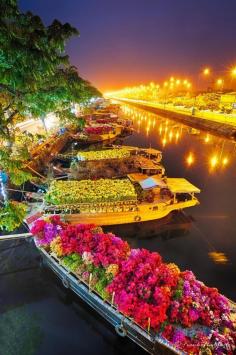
[175,131,180,140]
[216,78,223,86]
[222,157,229,166]
[169,131,173,140]
[162,137,167,146]
[210,155,218,168]
[231,66,236,77]
[186,152,194,166]
[159,124,163,134]
[204,134,210,143]
[203,67,210,75]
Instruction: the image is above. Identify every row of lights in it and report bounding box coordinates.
[105,64,236,98]
[201,65,236,87]
[186,152,229,169]
[122,105,232,172]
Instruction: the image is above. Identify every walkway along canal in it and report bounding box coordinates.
[115,98,236,141]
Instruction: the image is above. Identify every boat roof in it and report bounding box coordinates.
[166,178,200,194]
[139,175,167,190]
[141,148,162,156]
[135,156,163,170]
[112,145,141,152]
[127,173,148,182]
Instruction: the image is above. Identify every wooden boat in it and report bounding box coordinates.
[72,124,132,145]
[37,244,184,355]
[65,146,164,180]
[34,242,236,355]
[24,130,72,175]
[43,177,200,226]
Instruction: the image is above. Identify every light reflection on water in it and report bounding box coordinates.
[1,104,236,355]
[121,104,236,175]
[119,103,236,300]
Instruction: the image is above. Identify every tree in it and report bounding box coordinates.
[0,0,101,230]
[0,0,78,144]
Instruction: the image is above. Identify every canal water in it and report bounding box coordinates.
[1,104,236,355]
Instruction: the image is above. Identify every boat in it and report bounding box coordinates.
[37,245,183,355]
[24,129,72,175]
[56,146,164,180]
[71,112,133,145]
[28,217,236,355]
[42,175,200,226]
[24,114,131,176]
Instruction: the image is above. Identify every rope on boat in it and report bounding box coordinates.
[0,232,32,241]
[7,188,43,194]
[24,164,46,179]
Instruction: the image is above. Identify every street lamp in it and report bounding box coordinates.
[216,78,224,91]
[231,66,236,78]
[203,67,211,76]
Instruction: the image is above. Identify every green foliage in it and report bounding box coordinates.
[62,253,83,271]
[0,2,101,144]
[0,201,27,231]
[0,148,33,186]
[173,278,184,300]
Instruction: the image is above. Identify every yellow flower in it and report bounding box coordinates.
[167,263,180,275]
[50,236,63,257]
[106,264,119,277]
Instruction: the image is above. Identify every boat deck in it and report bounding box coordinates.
[38,246,183,355]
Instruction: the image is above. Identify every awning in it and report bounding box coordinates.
[127,173,148,183]
[142,148,162,156]
[167,178,200,194]
[139,175,167,190]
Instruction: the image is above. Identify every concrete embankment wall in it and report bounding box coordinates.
[117,99,236,141]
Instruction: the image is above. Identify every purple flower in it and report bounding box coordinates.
[172,329,186,344]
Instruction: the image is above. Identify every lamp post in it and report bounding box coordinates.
[192,67,211,115]
[216,78,224,92]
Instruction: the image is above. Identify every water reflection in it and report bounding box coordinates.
[121,103,236,300]
[121,104,236,174]
[104,211,193,242]
[1,103,236,354]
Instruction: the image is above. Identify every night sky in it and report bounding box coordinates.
[19,0,236,92]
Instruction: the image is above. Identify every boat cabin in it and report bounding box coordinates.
[166,178,201,203]
[129,175,200,204]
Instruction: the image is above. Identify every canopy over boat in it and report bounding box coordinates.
[166,178,201,194]
[141,148,162,156]
[138,175,167,190]
[127,173,148,183]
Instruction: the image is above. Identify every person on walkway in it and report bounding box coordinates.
[0,165,8,202]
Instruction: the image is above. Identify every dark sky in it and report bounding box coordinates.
[19,0,236,92]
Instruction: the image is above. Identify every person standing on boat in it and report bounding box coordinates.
[0,165,8,202]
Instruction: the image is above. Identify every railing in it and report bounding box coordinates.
[44,200,138,214]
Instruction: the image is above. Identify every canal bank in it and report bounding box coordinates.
[115,98,236,141]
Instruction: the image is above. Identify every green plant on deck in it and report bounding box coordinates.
[61,254,113,300]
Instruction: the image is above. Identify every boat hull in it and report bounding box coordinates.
[55,199,199,226]
[38,246,183,355]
